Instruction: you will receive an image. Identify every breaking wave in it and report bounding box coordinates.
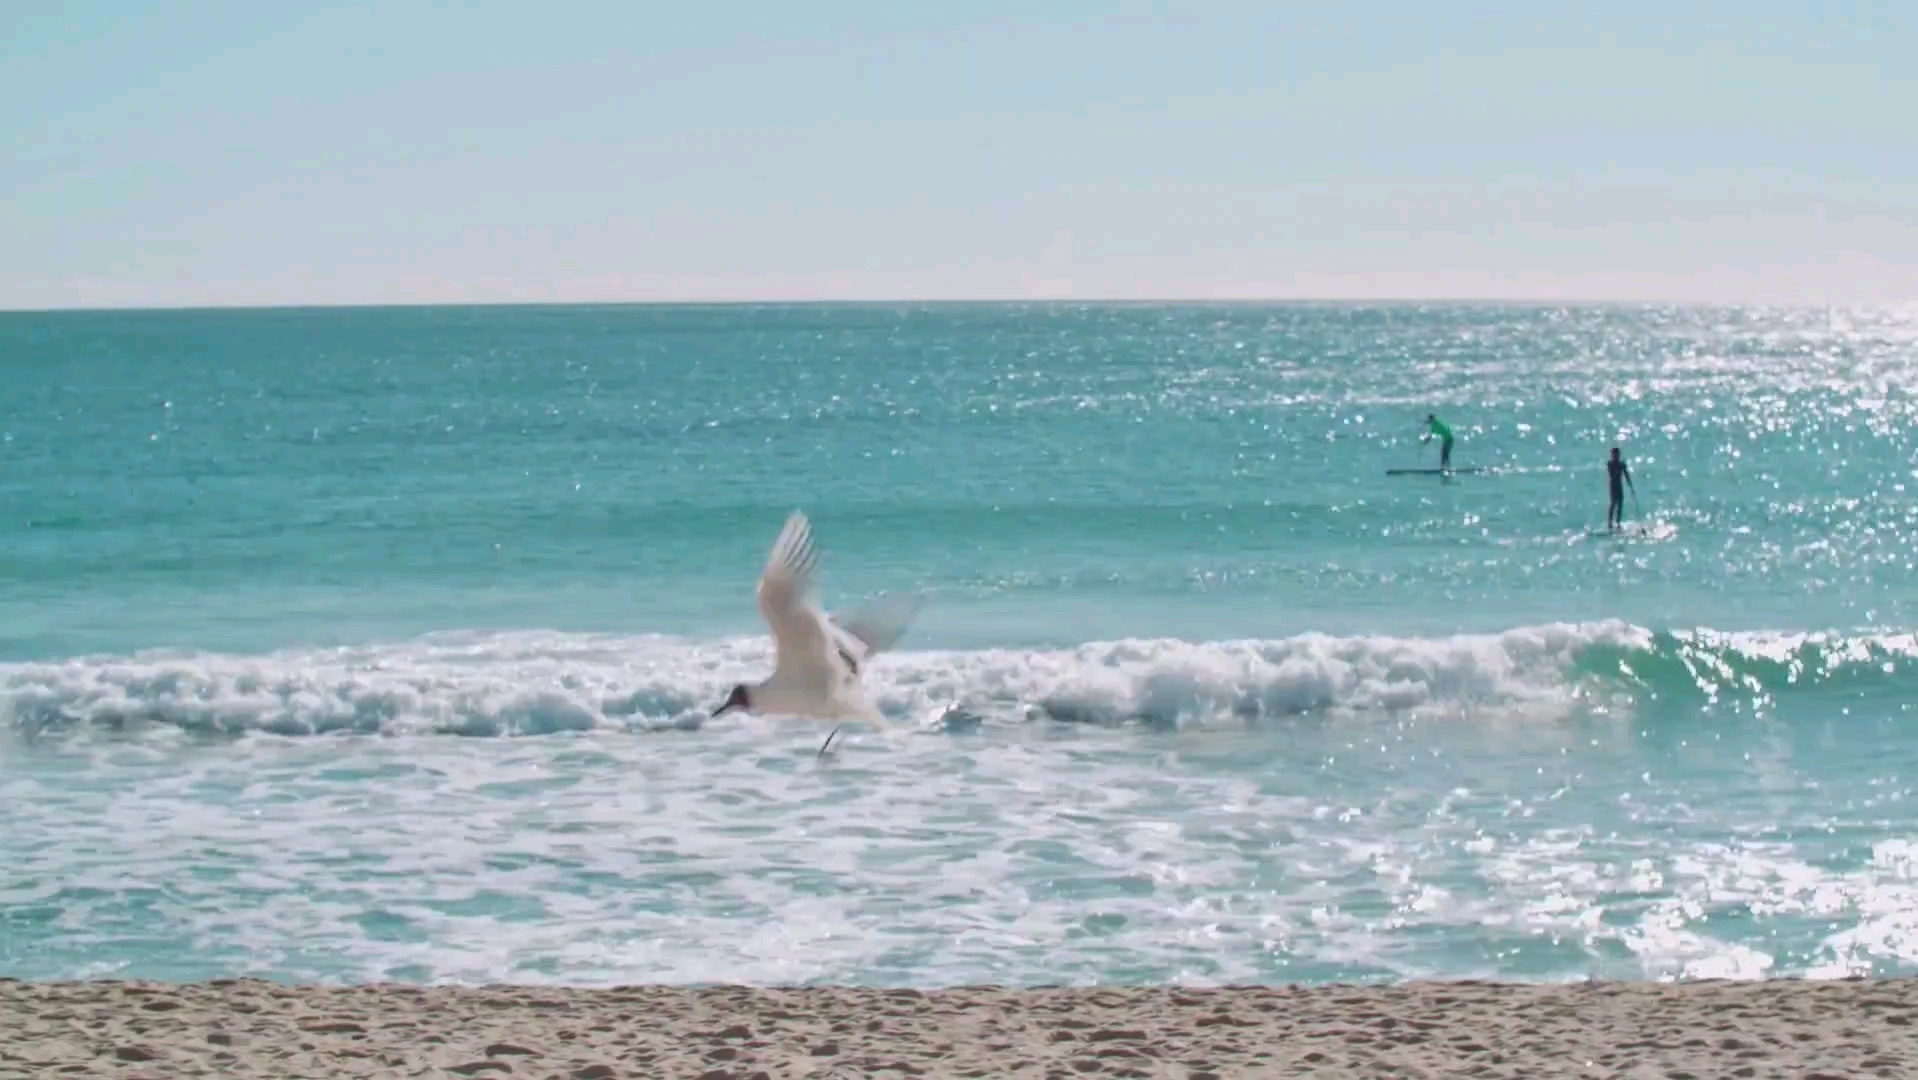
[3,621,1911,739]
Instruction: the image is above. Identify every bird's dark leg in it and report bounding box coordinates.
[817,725,843,759]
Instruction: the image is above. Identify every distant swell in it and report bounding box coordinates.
[3,622,1912,738]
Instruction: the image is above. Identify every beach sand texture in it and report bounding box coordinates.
[2,978,1914,1079]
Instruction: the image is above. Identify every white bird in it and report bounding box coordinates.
[711,510,921,744]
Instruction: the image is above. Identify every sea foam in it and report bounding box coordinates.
[0,619,1732,739]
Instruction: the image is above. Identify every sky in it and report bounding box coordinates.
[4,2,1916,309]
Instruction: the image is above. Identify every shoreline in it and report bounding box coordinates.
[3,978,1914,1078]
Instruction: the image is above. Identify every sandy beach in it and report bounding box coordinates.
[1,978,1914,1079]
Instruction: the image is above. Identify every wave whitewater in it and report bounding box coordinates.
[3,622,1913,738]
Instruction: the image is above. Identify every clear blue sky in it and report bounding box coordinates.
[5,2,1915,308]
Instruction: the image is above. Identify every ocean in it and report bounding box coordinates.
[3,302,1917,987]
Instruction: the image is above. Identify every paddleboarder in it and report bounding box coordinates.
[1606,446,1636,530]
[1421,414,1455,470]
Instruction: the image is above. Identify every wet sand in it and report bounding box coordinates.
[2,977,1915,1079]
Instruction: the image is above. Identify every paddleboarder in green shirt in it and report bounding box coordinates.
[1421,414,1455,470]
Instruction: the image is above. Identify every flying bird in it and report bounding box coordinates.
[711,511,921,750]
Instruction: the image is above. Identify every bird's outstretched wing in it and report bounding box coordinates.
[757,510,830,678]
[829,591,924,664]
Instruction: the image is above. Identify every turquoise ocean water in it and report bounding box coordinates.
[4,302,1918,986]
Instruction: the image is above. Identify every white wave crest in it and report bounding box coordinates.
[0,621,1653,738]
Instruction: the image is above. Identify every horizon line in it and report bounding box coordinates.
[0,295,1878,316]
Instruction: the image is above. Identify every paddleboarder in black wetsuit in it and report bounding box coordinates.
[1606,447,1635,530]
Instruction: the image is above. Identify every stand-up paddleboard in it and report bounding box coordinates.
[1587,521,1678,541]
[1386,467,1487,476]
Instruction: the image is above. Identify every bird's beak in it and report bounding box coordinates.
[711,688,742,718]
